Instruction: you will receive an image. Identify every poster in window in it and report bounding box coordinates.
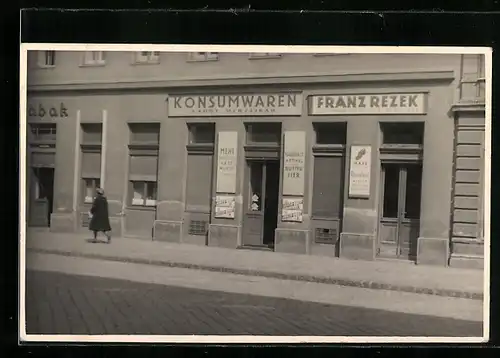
[348,145,372,198]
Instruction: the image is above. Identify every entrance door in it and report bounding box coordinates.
[242,160,280,249]
[30,167,55,227]
[378,163,422,260]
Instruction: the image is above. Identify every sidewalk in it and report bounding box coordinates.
[24,228,484,300]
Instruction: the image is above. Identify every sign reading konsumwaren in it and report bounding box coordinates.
[168,93,302,117]
[310,93,426,115]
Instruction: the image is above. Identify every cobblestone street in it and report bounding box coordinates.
[25,270,482,337]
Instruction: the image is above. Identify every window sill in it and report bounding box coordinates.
[248,55,282,60]
[313,53,350,56]
[79,62,106,68]
[131,61,160,66]
[187,58,219,63]
[126,205,157,211]
[36,65,56,69]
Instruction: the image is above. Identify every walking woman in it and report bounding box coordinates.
[89,187,112,243]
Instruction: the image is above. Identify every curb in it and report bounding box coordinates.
[27,247,484,301]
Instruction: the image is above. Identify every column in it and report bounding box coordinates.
[153,117,188,242]
[49,104,79,233]
[339,118,379,261]
[275,119,310,254]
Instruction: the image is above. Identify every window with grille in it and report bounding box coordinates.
[82,178,101,203]
[188,123,215,144]
[314,122,347,145]
[38,51,56,67]
[188,52,219,62]
[246,123,282,145]
[188,220,208,235]
[135,51,160,64]
[30,123,57,142]
[130,181,157,206]
[129,123,161,144]
[381,122,424,146]
[81,123,103,144]
[249,53,282,59]
[83,51,105,65]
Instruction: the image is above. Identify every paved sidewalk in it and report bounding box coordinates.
[24,228,485,300]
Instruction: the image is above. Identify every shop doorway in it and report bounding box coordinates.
[378,162,422,261]
[242,160,280,249]
[30,167,55,227]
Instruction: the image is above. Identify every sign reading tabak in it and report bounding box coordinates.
[310,93,426,115]
[168,93,302,117]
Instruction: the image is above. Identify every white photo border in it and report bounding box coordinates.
[19,43,492,344]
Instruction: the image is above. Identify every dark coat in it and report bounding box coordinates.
[89,195,111,232]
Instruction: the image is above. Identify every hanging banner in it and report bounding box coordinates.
[215,195,236,219]
[282,131,306,196]
[216,131,238,194]
[309,93,426,115]
[348,145,372,198]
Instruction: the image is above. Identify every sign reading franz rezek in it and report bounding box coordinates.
[168,93,302,117]
[310,93,426,115]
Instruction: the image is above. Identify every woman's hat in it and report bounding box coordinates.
[96,188,104,195]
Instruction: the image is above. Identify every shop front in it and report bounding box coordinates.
[27,70,468,267]
[156,74,456,266]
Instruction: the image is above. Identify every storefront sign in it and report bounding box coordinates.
[283,131,306,196]
[215,195,236,219]
[309,93,426,115]
[168,93,302,117]
[28,103,69,118]
[216,131,238,193]
[348,145,372,198]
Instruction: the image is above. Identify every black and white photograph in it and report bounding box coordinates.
[19,45,491,343]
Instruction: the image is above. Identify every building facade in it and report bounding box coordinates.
[26,51,487,268]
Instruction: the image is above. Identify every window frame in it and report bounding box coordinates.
[82,177,101,204]
[81,51,106,66]
[130,181,158,207]
[37,50,56,68]
[248,52,282,59]
[133,51,161,64]
[187,52,219,62]
[187,123,216,145]
[29,123,57,142]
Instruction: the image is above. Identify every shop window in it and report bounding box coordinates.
[188,52,219,62]
[82,178,100,203]
[381,122,424,146]
[246,123,282,145]
[38,51,56,67]
[30,123,57,142]
[382,164,399,218]
[82,51,105,66]
[33,168,53,200]
[311,156,345,218]
[314,122,347,145]
[248,53,282,59]
[135,51,160,64]
[129,123,161,144]
[249,161,263,211]
[130,181,157,206]
[81,123,103,144]
[188,123,215,144]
